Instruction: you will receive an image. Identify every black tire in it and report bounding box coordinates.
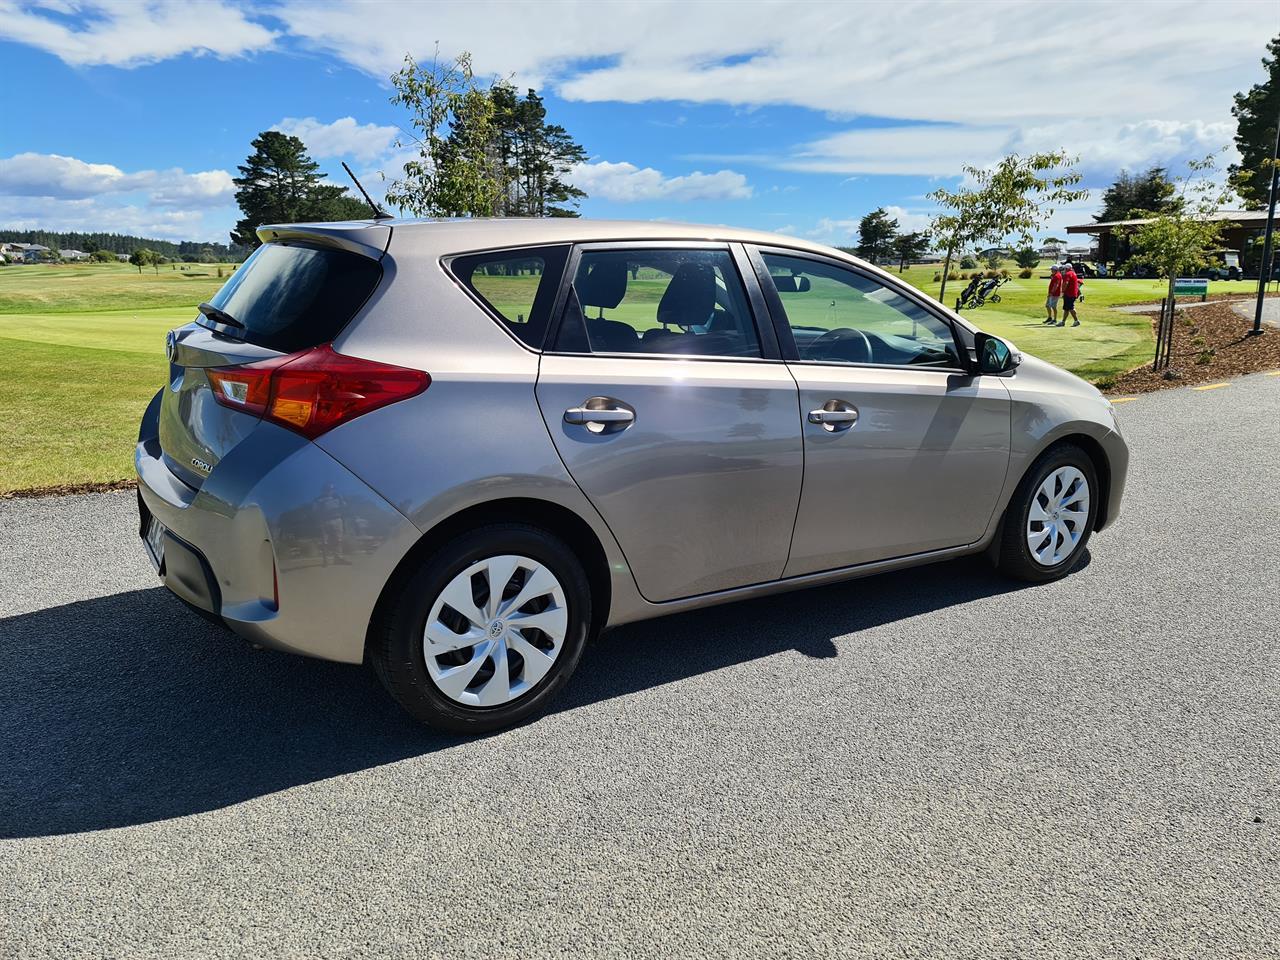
[371,523,593,733]
[993,442,1098,583]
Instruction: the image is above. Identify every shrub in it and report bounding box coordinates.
[1195,350,1215,365]
[959,255,977,269]
[999,268,1010,277]
[985,269,1000,278]
[932,272,941,282]
[947,270,960,280]
[1013,247,1041,269]
[1018,268,1034,278]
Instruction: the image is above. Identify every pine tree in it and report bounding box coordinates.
[231,132,351,248]
[1228,35,1280,210]
[855,208,899,264]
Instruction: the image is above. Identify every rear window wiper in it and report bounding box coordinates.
[197,302,245,329]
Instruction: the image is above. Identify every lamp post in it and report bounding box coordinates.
[1250,107,1280,337]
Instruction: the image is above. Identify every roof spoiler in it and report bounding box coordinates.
[256,221,393,259]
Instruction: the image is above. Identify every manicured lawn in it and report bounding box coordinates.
[0,257,1260,493]
[0,260,233,313]
[0,305,183,492]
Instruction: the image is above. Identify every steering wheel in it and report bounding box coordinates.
[808,327,873,363]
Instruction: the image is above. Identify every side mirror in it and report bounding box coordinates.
[974,332,1021,374]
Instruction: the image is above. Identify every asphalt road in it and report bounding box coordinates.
[3,373,1278,959]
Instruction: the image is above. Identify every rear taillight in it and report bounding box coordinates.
[207,344,429,440]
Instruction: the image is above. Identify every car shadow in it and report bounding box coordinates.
[0,553,1067,838]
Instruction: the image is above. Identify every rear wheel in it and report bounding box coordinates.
[372,524,593,733]
[994,443,1098,583]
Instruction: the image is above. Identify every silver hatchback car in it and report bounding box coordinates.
[136,219,1128,732]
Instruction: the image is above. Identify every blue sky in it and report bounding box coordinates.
[0,0,1273,246]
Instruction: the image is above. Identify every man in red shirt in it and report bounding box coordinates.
[1059,262,1081,327]
[1044,265,1063,324]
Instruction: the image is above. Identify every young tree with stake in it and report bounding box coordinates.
[929,152,1086,306]
[1124,155,1232,369]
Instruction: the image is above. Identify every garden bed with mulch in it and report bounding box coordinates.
[1102,300,1280,394]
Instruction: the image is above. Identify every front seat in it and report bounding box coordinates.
[575,259,637,352]
[656,262,715,330]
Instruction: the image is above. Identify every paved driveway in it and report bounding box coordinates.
[2,374,1278,958]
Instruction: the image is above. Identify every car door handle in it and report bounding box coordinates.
[564,397,636,431]
[565,407,634,424]
[808,401,859,431]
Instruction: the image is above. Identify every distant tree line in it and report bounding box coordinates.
[0,229,248,261]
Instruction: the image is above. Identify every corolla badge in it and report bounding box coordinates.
[190,457,212,473]
[165,330,177,363]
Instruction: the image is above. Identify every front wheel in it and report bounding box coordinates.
[993,443,1098,583]
[371,524,593,733]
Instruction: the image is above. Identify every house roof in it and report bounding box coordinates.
[1067,210,1278,233]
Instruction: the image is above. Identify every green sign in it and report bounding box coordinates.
[1174,278,1208,299]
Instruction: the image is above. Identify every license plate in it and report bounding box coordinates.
[144,515,166,571]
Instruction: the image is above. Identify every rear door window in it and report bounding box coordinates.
[204,242,382,354]
[448,245,570,349]
[553,248,762,358]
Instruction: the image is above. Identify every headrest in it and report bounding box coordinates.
[576,258,628,310]
[657,262,715,327]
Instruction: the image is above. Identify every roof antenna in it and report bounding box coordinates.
[341,161,394,220]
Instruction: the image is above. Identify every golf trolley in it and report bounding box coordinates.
[955,275,1010,311]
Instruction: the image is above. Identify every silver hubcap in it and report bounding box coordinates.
[423,555,568,707]
[1027,466,1090,567]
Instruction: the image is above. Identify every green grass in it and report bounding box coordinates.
[0,303,182,491]
[0,260,234,314]
[0,257,1260,492]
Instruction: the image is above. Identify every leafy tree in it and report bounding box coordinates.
[1096,167,1178,222]
[89,248,116,263]
[1013,247,1041,269]
[129,248,154,274]
[929,151,1086,304]
[855,208,899,264]
[386,59,588,219]
[1228,34,1280,209]
[231,131,359,248]
[385,51,499,217]
[890,231,931,272]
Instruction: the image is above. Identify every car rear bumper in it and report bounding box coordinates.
[135,392,422,664]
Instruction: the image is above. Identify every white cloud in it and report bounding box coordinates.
[0,194,234,242]
[881,205,933,233]
[0,152,236,241]
[0,152,234,207]
[269,1,1269,122]
[570,160,752,202]
[273,116,400,163]
[266,0,1269,179]
[0,0,275,67]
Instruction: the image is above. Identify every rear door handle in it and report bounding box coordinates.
[564,397,636,431]
[808,400,859,431]
[565,407,634,424]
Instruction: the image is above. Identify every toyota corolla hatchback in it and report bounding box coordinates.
[136,219,1128,732]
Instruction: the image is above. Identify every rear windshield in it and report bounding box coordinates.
[204,242,382,353]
